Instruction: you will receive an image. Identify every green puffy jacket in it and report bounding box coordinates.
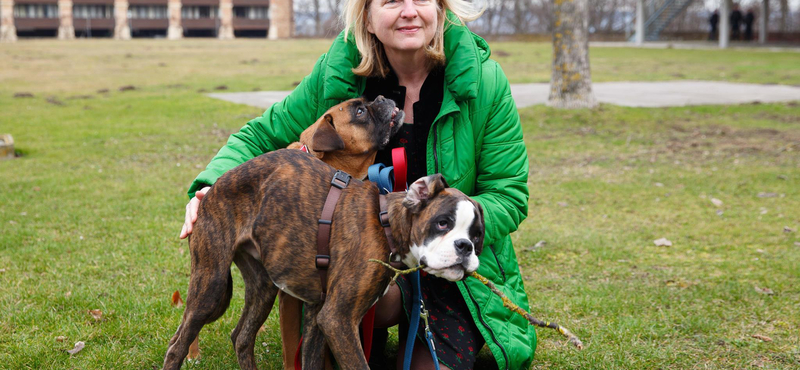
[189,16,536,370]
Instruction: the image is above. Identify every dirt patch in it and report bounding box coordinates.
[13,92,34,98]
[754,113,800,124]
[68,95,93,100]
[119,85,136,92]
[659,123,800,158]
[46,97,65,106]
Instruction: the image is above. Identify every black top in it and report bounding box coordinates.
[362,66,445,184]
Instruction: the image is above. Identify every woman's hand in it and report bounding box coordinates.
[179,186,210,239]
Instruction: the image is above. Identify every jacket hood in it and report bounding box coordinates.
[322,11,491,103]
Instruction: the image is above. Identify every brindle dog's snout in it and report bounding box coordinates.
[454,239,473,257]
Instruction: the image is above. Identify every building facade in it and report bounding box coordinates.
[0,0,288,40]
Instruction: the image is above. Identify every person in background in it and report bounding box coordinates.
[730,3,743,41]
[744,7,755,41]
[709,9,719,40]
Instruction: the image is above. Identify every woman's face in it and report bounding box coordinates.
[366,0,438,56]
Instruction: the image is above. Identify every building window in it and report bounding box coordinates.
[182,6,218,19]
[233,6,268,20]
[13,4,59,18]
[73,5,113,19]
[129,5,168,19]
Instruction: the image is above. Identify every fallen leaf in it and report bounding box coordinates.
[711,198,723,207]
[557,202,568,207]
[654,238,672,247]
[0,268,5,273]
[33,186,41,191]
[171,291,184,308]
[526,240,546,252]
[794,242,800,247]
[654,182,664,187]
[187,337,200,360]
[754,286,774,295]
[67,341,85,355]
[784,226,795,233]
[88,309,102,321]
[665,279,691,288]
[56,336,66,342]
[756,249,765,254]
[758,192,778,198]
[258,325,266,334]
[751,334,772,342]
[65,291,72,298]
[716,210,724,216]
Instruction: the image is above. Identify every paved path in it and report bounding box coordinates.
[590,41,800,53]
[209,81,800,110]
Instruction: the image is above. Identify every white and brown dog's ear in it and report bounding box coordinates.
[403,174,448,213]
[310,114,345,155]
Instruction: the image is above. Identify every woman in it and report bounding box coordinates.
[180,0,536,368]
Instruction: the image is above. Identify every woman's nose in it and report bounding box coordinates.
[400,0,418,18]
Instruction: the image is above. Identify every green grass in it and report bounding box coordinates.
[0,39,799,369]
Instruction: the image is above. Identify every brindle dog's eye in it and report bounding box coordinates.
[357,108,364,116]
[437,220,449,230]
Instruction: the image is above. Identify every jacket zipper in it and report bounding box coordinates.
[464,282,509,370]
[488,244,506,281]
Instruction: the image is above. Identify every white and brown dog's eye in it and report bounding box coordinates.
[357,108,364,116]
[437,220,449,230]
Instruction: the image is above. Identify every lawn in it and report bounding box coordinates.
[0,39,798,370]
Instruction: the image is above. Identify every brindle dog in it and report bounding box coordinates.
[169,96,403,370]
[162,150,485,370]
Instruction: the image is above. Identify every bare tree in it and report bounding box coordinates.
[548,0,596,109]
[779,0,789,32]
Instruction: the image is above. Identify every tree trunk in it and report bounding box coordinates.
[548,0,596,109]
[313,0,320,36]
[779,0,789,32]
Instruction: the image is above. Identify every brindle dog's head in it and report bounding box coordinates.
[396,175,485,281]
[299,96,404,160]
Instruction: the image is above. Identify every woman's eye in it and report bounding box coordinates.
[357,108,364,115]
[437,220,449,230]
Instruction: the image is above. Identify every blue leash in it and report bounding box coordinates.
[404,270,440,370]
[368,163,439,370]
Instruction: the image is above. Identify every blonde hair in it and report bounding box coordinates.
[342,0,483,78]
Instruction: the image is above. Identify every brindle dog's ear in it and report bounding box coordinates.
[403,174,448,213]
[311,114,346,153]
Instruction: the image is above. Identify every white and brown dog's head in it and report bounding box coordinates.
[392,175,485,281]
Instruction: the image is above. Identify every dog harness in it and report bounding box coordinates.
[315,169,351,301]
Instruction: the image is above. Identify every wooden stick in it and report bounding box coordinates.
[367,259,584,350]
[469,271,584,350]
